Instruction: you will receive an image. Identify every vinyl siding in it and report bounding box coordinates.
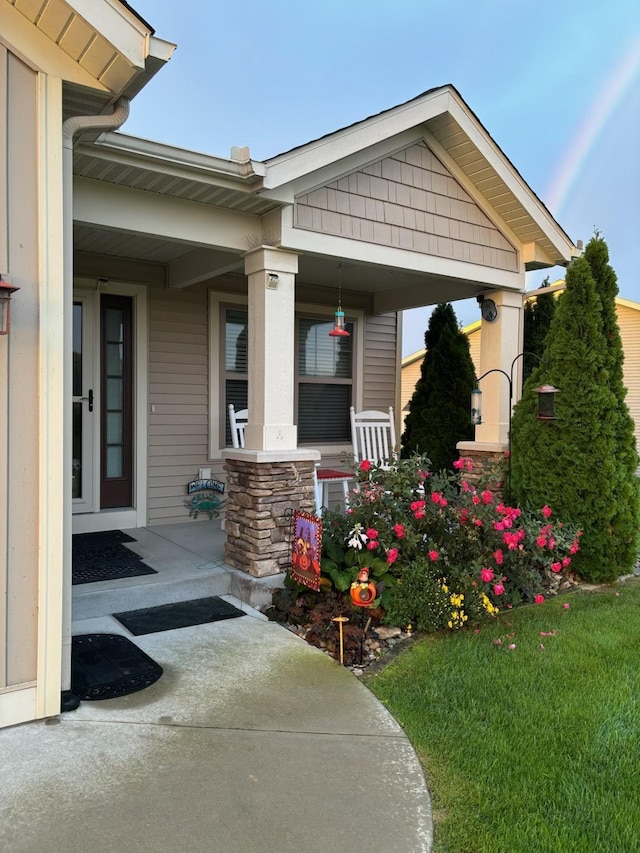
[618,303,640,469]
[295,141,518,271]
[362,312,399,411]
[147,283,222,525]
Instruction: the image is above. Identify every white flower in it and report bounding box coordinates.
[347,523,368,550]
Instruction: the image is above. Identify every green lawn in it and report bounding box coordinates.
[369,580,640,853]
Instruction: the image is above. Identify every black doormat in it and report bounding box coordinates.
[72,530,157,585]
[113,596,246,636]
[71,633,163,700]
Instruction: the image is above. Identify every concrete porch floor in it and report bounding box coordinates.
[72,520,286,624]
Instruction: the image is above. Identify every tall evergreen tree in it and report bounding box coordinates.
[523,278,556,382]
[401,303,476,471]
[510,255,621,582]
[583,234,640,571]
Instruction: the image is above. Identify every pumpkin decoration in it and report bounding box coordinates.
[350,567,377,607]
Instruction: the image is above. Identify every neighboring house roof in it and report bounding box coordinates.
[402,318,481,368]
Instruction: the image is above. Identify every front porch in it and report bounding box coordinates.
[71,522,283,632]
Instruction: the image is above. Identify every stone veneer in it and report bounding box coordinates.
[223,457,317,578]
[457,445,507,496]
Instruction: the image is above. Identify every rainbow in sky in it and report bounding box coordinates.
[545,35,640,219]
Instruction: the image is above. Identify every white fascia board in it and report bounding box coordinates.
[89,132,266,185]
[447,92,575,262]
[70,0,155,68]
[74,177,260,252]
[148,36,177,64]
[0,4,109,90]
[281,220,524,289]
[264,89,452,189]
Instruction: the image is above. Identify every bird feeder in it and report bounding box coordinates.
[470,388,482,425]
[533,384,560,421]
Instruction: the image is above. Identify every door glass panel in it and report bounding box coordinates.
[104,306,125,482]
[72,302,82,397]
[106,445,123,478]
[106,412,123,444]
[106,377,123,410]
[106,342,123,375]
[72,401,82,498]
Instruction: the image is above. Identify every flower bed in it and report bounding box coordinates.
[268,453,581,661]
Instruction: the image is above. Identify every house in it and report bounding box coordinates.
[0,0,577,729]
[401,284,640,461]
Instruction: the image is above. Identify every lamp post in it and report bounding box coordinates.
[470,353,558,501]
[0,277,20,335]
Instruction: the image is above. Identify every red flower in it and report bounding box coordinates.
[534,594,545,605]
[481,490,494,505]
[387,548,399,564]
[428,550,439,561]
[562,557,571,568]
[365,528,379,539]
[493,549,504,566]
[481,568,494,583]
[366,541,378,550]
[493,582,505,596]
[551,562,562,573]
[410,500,426,511]
[359,459,372,472]
[414,509,425,519]
[536,536,547,548]
[453,459,465,470]
[393,523,405,539]
[542,505,552,518]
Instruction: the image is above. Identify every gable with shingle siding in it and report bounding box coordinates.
[294,141,518,272]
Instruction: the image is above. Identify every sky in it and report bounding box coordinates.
[126,0,639,356]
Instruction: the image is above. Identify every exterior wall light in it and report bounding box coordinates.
[0,276,20,335]
[533,384,560,420]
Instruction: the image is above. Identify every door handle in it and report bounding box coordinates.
[82,389,94,412]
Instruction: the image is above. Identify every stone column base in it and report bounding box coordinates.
[222,449,320,578]
[456,441,508,494]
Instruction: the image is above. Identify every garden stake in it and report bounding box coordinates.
[331,616,349,665]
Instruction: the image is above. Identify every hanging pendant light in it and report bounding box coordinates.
[329,263,350,338]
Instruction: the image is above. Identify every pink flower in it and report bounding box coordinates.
[473,518,483,527]
[466,459,474,472]
[534,594,545,605]
[472,495,481,505]
[542,505,552,518]
[461,480,471,493]
[459,509,469,523]
[365,528,379,540]
[453,459,465,470]
[366,541,378,550]
[569,541,580,554]
[410,500,426,512]
[414,509,425,519]
[387,548,398,565]
[493,549,504,566]
[536,536,547,548]
[481,568,494,583]
[548,537,556,551]
[359,459,371,472]
[493,521,505,531]
[563,603,570,610]
[418,469,429,480]
[508,643,516,650]
[551,562,562,573]
[481,490,494,505]
[393,523,405,539]
[562,557,571,568]
[428,550,439,561]
[493,582,505,596]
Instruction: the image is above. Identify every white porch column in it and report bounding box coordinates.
[458,290,523,473]
[243,246,299,451]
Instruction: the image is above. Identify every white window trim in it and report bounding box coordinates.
[208,291,364,458]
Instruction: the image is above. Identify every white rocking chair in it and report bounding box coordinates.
[350,406,397,468]
[228,404,248,449]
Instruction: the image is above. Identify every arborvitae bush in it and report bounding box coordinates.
[583,235,640,572]
[523,278,556,382]
[401,303,476,471]
[510,254,623,582]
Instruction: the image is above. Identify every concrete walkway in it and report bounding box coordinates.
[1,610,433,852]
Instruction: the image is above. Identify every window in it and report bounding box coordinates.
[220,306,354,446]
[296,316,353,443]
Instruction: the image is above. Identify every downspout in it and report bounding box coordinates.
[60,98,130,706]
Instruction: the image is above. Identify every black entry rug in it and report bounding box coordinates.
[72,530,157,585]
[71,633,163,700]
[113,596,246,636]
